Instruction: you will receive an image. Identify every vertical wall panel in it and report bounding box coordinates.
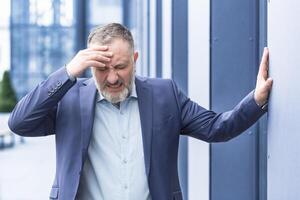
[142,0,149,77]
[267,1,300,199]
[258,1,268,199]
[162,0,172,79]
[172,0,188,199]
[149,0,156,78]
[155,0,162,78]
[210,0,259,200]
[75,0,86,51]
[187,0,210,200]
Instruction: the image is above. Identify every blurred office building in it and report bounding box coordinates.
[1,0,300,199]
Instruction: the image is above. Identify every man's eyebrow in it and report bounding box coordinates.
[112,61,130,67]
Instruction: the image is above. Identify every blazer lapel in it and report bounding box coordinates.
[79,79,97,153]
[135,77,153,177]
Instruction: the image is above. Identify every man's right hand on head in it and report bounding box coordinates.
[66,45,113,77]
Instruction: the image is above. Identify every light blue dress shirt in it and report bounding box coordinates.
[77,83,151,200]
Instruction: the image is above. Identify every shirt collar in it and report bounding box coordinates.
[97,81,138,102]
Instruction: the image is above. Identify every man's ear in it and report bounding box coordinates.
[134,52,139,63]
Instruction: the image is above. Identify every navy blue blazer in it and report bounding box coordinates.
[8,67,265,200]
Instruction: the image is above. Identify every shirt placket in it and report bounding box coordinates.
[119,100,129,200]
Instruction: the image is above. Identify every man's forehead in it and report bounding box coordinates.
[89,39,134,64]
[108,40,132,52]
[90,37,133,52]
[108,42,133,61]
[108,51,133,66]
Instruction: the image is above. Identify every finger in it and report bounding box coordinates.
[261,77,273,93]
[265,77,273,89]
[81,49,113,58]
[258,47,269,78]
[86,61,106,68]
[97,51,113,57]
[88,45,109,51]
[85,50,113,58]
[259,47,269,72]
[87,53,111,63]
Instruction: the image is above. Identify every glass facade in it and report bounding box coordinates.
[88,0,122,27]
[0,1,10,81]
[10,0,76,99]
[10,0,148,98]
[123,0,149,76]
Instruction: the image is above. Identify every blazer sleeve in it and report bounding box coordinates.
[8,67,76,137]
[171,81,266,142]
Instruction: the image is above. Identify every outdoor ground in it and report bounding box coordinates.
[0,136,55,200]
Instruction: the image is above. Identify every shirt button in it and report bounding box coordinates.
[124,185,128,190]
[123,159,127,164]
[122,135,127,139]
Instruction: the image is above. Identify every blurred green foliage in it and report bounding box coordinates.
[0,71,17,112]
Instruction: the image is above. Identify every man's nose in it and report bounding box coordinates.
[106,70,119,84]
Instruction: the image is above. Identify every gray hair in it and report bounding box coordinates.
[87,23,134,51]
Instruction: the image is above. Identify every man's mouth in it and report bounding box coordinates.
[106,82,123,89]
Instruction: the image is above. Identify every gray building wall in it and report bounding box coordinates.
[267,0,300,199]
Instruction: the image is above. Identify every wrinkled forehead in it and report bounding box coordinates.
[108,39,134,64]
[90,36,133,50]
[92,38,133,56]
[89,39,133,66]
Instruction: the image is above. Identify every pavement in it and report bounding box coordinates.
[0,136,56,200]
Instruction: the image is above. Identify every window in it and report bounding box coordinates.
[11,0,76,98]
[0,1,10,81]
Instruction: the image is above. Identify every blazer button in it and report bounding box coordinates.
[56,81,62,87]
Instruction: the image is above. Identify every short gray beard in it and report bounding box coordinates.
[92,70,135,104]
